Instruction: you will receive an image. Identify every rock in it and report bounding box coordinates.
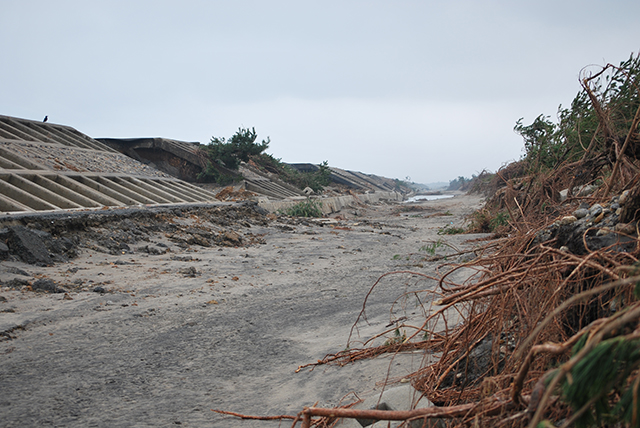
[223,231,242,245]
[337,384,443,428]
[573,208,589,219]
[92,286,106,293]
[559,189,569,201]
[559,216,577,225]
[576,184,596,197]
[620,190,631,206]
[4,267,30,276]
[620,186,640,223]
[0,226,76,265]
[589,204,603,217]
[178,267,199,277]
[615,223,636,235]
[32,278,64,293]
[0,240,9,259]
[5,278,30,288]
[0,226,53,265]
[560,185,597,201]
[594,211,605,223]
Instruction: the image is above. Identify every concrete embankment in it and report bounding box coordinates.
[258,190,404,214]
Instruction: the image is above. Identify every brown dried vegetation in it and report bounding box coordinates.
[220,55,640,427]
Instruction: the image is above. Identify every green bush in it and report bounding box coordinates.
[196,162,238,184]
[515,53,640,175]
[198,127,333,191]
[467,209,510,233]
[437,225,466,235]
[207,127,269,170]
[198,127,269,183]
[280,199,323,217]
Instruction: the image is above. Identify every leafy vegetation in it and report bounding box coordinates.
[466,209,510,234]
[198,127,332,191]
[437,225,466,235]
[197,127,269,183]
[515,53,640,177]
[383,328,407,346]
[419,240,444,255]
[279,199,323,218]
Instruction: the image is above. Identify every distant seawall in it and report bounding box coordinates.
[257,191,403,214]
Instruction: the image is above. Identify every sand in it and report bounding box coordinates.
[0,193,486,427]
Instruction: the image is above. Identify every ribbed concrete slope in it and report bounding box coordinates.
[97,136,307,199]
[0,115,218,214]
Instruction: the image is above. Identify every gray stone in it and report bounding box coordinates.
[0,240,8,257]
[560,185,597,201]
[589,204,603,217]
[559,216,577,225]
[4,266,29,276]
[559,189,569,201]
[32,278,64,293]
[336,384,443,428]
[620,189,631,205]
[573,208,589,219]
[576,184,596,197]
[1,226,53,265]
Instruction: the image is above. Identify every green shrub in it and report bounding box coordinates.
[198,127,269,183]
[437,225,466,235]
[280,199,323,218]
[467,209,510,233]
[515,53,640,175]
[196,162,238,184]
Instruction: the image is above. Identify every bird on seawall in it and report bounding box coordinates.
[43,115,48,123]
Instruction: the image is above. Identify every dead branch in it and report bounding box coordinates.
[211,409,297,420]
[299,397,522,427]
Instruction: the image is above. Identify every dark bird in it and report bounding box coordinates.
[43,116,48,123]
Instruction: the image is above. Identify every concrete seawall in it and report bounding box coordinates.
[257,190,403,214]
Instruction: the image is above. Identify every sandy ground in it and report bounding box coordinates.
[0,194,487,427]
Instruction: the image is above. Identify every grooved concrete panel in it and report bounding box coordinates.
[0,115,218,214]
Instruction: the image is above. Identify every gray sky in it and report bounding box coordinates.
[2,1,639,184]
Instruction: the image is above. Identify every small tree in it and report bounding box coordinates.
[448,176,469,191]
[198,127,270,183]
[206,127,270,170]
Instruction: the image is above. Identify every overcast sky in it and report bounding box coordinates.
[2,1,639,185]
